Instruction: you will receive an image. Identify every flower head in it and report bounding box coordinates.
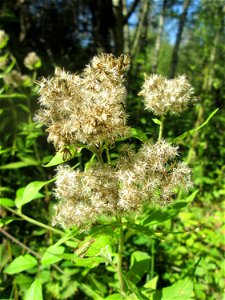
[24,52,41,70]
[35,54,130,150]
[139,74,195,116]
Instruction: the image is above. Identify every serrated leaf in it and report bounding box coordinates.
[25,279,43,300]
[0,198,15,207]
[4,254,38,274]
[41,246,65,265]
[15,179,55,209]
[161,277,193,300]
[128,251,151,284]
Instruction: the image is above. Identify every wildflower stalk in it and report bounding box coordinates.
[117,216,126,297]
[158,115,165,140]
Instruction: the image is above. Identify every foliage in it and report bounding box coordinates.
[0,1,224,299]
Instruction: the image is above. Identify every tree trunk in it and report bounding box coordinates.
[90,0,114,53]
[151,0,168,73]
[169,0,191,78]
[130,0,150,60]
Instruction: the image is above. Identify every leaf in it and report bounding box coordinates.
[161,277,193,300]
[79,283,104,300]
[130,128,148,142]
[152,118,161,125]
[174,108,219,142]
[0,198,15,207]
[0,157,39,169]
[4,254,38,274]
[58,253,105,268]
[85,235,114,257]
[128,251,151,284]
[15,179,55,209]
[105,294,123,300]
[142,190,199,227]
[41,246,65,266]
[25,279,43,300]
[0,216,21,227]
[123,274,149,300]
[43,152,66,167]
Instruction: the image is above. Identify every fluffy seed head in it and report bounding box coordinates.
[139,74,195,115]
[35,54,130,150]
[53,141,192,228]
[24,52,40,70]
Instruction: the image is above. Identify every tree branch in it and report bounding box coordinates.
[123,0,140,24]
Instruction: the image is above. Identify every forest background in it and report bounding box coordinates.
[0,0,224,299]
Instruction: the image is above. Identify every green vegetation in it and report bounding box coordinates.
[0,1,224,299]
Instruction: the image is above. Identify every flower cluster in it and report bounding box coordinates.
[3,70,29,88]
[24,52,40,70]
[35,54,130,151]
[139,74,195,115]
[35,54,195,228]
[53,140,192,228]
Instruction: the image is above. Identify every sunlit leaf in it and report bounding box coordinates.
[25,279,43,300]
[4,254,38,274]
[41,246,65,266]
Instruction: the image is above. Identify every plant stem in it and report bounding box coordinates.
[158,116,165,140]
[105,144,111,164]
[2,205,78,239]
[150,238,155,279]
[117,216,126,297]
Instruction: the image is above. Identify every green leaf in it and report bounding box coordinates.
[41,246,65,266]
[0,198,15,207]
[58,253,105,268]
[130,128,148,142]
[174,108,219,142]
[85,235,114,257]
[25,279,43,300]
[152,118,161,125]
[0,158,39,169]
[15,179,55,209]
[0,216,21,227]
[142,190,199,227]
[128,251,151,285]
[43,152,66,167]
[123,274,149,300]
[79,283,104,300]
[104,294,123,300]
[4,254,38,274]
[161,277,193,300]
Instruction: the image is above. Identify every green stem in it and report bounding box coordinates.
[117,216,126,297]
[158,116,165,140]
[2,205,69,237]
[105,144,111,165]
[150,238,155,279]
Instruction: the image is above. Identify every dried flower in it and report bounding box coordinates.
[139,74,195,116]
[3,70,29,88]
[35,54,130,150]
[24,52,41,70]
[53,140,192,228]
